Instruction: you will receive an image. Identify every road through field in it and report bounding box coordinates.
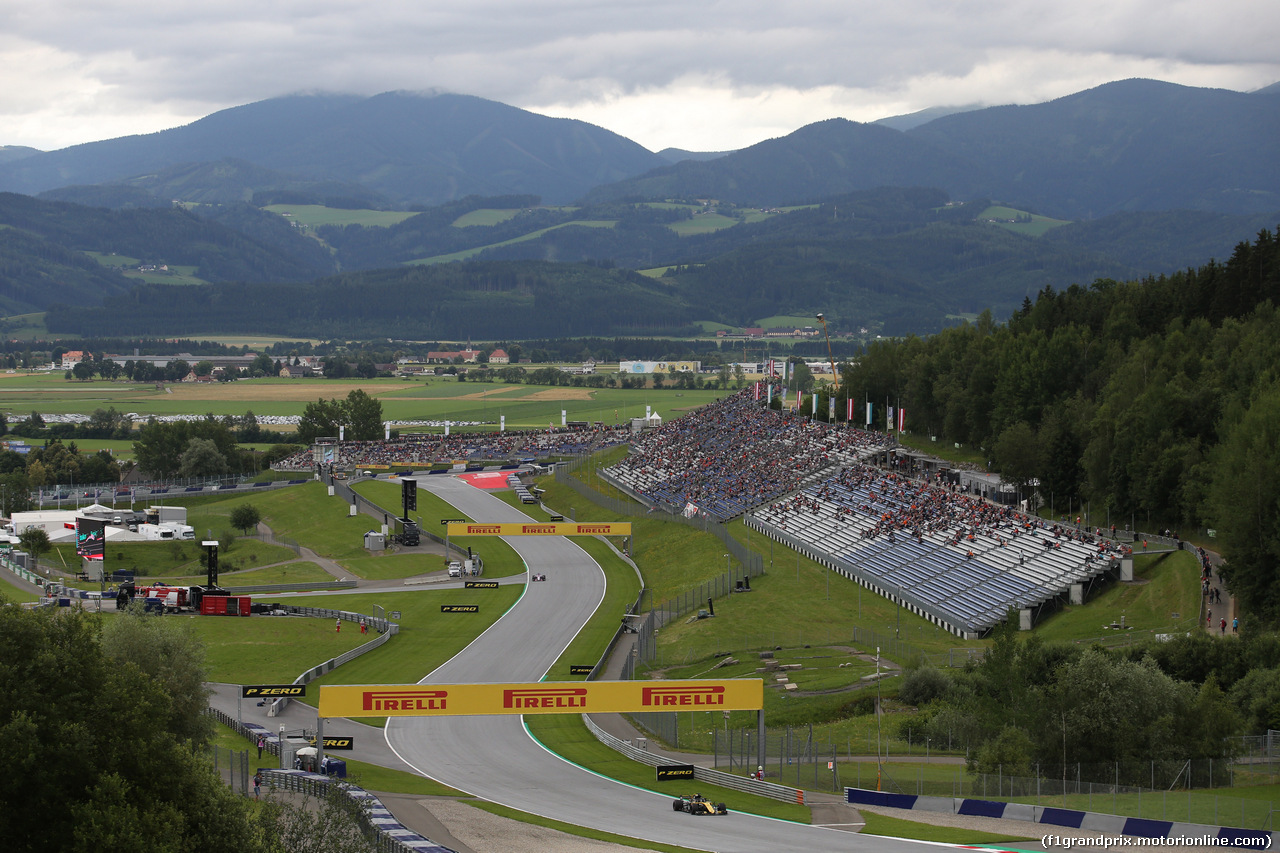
[385,476,936,853]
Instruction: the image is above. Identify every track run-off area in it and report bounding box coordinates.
[380,475,940,853]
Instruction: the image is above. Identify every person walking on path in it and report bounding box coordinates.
[253,771,262,800]
[257,736,265,759]
[336,619,341,634]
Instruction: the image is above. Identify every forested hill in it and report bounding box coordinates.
[44,261,696,340]
[0,193,336,312]
[841,226,1280,624]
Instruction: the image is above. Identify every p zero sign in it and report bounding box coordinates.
[319,679,763,719]
[656,764,696,780]
[446,522,632,537]
[242,684,306,698]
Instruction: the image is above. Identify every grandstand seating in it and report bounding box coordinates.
[750,466,1127,636]
[604,388,891,520]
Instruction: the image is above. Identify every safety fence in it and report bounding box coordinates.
[583,714,803,804]
[263,604,398,717]
[210,743,255,799]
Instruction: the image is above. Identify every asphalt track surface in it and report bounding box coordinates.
[385,476,935,853]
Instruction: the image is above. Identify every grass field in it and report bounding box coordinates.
[666,212,741,235]
[0,376,729,431]
[978,205,1071,238]
[450,208,520,227]
[406,220,617,265]
[262,205,419,228]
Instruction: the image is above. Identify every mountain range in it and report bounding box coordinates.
[1,78,1278,340]
[0,80,1276,218]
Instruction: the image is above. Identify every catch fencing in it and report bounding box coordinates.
[210,744,254,799]
[583,715,804,804]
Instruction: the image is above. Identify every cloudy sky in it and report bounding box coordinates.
[4,0,1278,153]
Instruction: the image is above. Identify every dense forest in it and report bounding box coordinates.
[835,226,1280,624]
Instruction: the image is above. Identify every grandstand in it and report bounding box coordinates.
[603,388,891,520]
[748,466,1129,637]
[599,387,1129,638]
[274,426,629,472]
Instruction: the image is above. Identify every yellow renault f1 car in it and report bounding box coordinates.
[672,794,729,815]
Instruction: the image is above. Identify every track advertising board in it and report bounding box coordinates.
[445,522,631,537]
[319,679,762,719]
[75,517,105,560]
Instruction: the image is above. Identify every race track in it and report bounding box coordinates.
[385,476,935,853]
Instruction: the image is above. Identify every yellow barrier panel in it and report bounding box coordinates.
[320,679,762,718]
[445,522,632,537]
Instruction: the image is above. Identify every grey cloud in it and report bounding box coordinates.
[3,0,1277,150]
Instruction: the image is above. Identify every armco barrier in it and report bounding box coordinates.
[845,787,1280,848]
[583,714,800,803]
[265,606,398,717]
[258,769,455,853]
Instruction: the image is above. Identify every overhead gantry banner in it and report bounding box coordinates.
[446,521,632,537]
[319,679,762,718]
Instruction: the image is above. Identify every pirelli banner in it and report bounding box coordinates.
[446,522,632,537]
[319,679,763,719]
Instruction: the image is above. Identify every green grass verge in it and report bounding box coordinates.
[1032,550,1202,645]
[465,801,708,853]
[278,586,524,726]
[524,713,812,824]
[338,758,463,797]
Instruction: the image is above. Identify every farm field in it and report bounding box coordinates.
[978,204,1071,237]
[450,208,520,227]
[407,219,617,264]
[0,375,730,429]
[262,204,420,228]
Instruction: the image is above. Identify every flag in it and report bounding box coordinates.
[767,385,773,406]
[829,396,836,420]
[887,406,894,431]
[781,388,788,405]
[897,408,906,432]
[847,398,854,422]
[797,391,803,411]
[866,402,872,426]
[753,381,760,400]
[812,392,818,415]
